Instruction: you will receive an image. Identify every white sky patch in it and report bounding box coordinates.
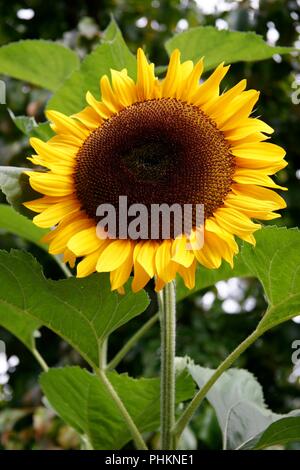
[216,278,245,301]
[267,21,280,46]
[196,291,216,311]
[243,296,257,312]
[250,0,260,9]
[194,0,237,15]
[0,352,8,375]
[176,19,189,32]
[295,169,300,180]
[17,8,35,20]
[222,298,241,314]
[215,18,229,30]
[136,17,148,28]
[291,11,299,21]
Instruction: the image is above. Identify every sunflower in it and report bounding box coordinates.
[24,48,287,293]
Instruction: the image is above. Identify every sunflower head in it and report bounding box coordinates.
[25,48,287,293]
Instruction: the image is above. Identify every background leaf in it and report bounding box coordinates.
[165,26,293,71]
[48,20,137,114]
[8,110,54,140]
[243,416,300,449]
[40,366,195,450]
[0,204,46,248]
[0,40,79,91]
[186,360,300,450]
[0,166,40,217]
[0,250,149,370]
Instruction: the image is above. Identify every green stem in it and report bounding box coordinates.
[173,327,262,440]
[32,348,49,372]
[96,369,148,450]
[53,254,73,278]
[99,338,108,370]
[160,281,177,450]
[107,313,159,370]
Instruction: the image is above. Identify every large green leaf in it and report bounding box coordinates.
[243,417,300,450]
[186,360,300,450]
[177,227,300,333]
[0,251,42,351]
[0,204,46,248]
[241,227,300,333]
[40,366,195,449]
[165,27,293,71]
[0,250,149,369]
[0,40,79,91]
[48,20,137,114]
[0,166,39,217]
[8,110,54,140]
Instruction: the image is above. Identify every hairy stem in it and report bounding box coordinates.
[160,281,177,450]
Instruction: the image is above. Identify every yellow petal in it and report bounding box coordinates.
[217,90,260,129]
[213,207,261,244]
[171,235,195,268]
[231,184,286,210]
[72,106,102,129]
[155,239,178,283]
[110,245,134,290]
[24,196,63,213]
[77,248,105,278]
[33,198,79,228]
[136,48,156,101]
[30,137,76,162]
[203,79,247,115]
[96,240,133,272]
[224,118,273,142]
[86,91,113,120]
[233,168,287,189]
[177,260,196,289]
[162,49,182,98]
[136,240,158,277]
[68,226,104,256]
[26,172,74,197]
[111,69,137,107]
[46,110,89,140]
[100,75,122,114]
[192,63,230,106]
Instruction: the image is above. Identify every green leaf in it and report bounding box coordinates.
[8,110,54,140]
[0,250,149,369]
[0,40,79,91]
[165,27,293,71]
[0,251,42,351]
[40,366,195,449]
[244,417,300,450]
[186,360,300,450]
[48,19,136,114]
[0,166,40,217]
[241,227,300,332]
[177,227,300,333]
[0,204,46,248]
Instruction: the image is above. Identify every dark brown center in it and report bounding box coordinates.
[74,98,235,239]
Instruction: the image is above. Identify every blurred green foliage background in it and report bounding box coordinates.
[0,0,299,450]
